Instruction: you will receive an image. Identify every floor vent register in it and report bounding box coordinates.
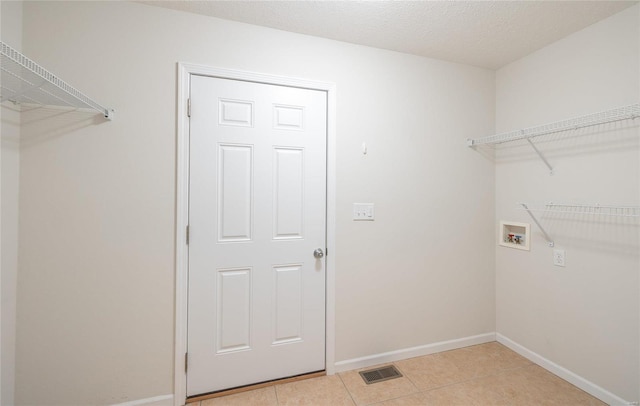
[358,365,403,385]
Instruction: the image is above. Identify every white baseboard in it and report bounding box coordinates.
[333,332,496,373]
[114,334,633,406]
[497,334,635,406]
[110,394,174,406]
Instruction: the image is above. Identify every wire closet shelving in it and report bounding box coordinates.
[1,41,113,119]
[467,104,639,174]
[519,202,640,247]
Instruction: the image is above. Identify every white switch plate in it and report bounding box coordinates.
[353,203,374,221]
[553,249,566,267]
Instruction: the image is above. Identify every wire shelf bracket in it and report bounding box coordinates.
[525,137,553,174]
[467,104,640,174]
[1,41,113,119]
[520,203,555,247]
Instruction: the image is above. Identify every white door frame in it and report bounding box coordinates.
[174,63,336,406]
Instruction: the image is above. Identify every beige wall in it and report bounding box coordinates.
[14,1,496,404]
[495,5,639,403]
[1,1,23,405]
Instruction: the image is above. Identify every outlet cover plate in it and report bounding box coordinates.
[553,249,566,267]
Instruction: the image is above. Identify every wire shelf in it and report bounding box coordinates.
[468,104,639,147]
[520,203,640,218]
[518,202,640,247]
[1,41,113,119]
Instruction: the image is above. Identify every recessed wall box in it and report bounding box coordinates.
[499,221,530,251]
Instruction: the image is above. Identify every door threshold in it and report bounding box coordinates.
[186,370,326,403]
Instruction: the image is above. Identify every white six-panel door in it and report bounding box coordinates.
[187,75,327,396]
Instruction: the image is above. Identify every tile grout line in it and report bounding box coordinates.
[414,369,516,403]
[389,361,421,401]
[336,372,360,406]
[419,363,534,393]
[379,360,534,404]
[273,383,281,406]
[345,362,422,406]
[337,349,525,405]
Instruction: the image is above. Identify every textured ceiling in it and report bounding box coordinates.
[138,1,637,69]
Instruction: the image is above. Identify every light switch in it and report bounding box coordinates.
[353,203,375,221]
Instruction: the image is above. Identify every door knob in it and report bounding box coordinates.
[313,248,324,259]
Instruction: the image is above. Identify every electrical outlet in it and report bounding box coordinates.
[553,249,566,267]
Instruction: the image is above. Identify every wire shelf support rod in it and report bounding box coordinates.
[520,203,555,247]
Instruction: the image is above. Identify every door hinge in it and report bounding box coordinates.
[186,225,190,245]
[187,98,191,117]
[185,352,188,372]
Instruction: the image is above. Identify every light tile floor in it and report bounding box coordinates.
[196,342,606,406]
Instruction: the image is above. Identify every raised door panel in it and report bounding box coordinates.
[273,265,303,345]
[217,145,253,242]
[216,268,252,354]
[273,148,304,240]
